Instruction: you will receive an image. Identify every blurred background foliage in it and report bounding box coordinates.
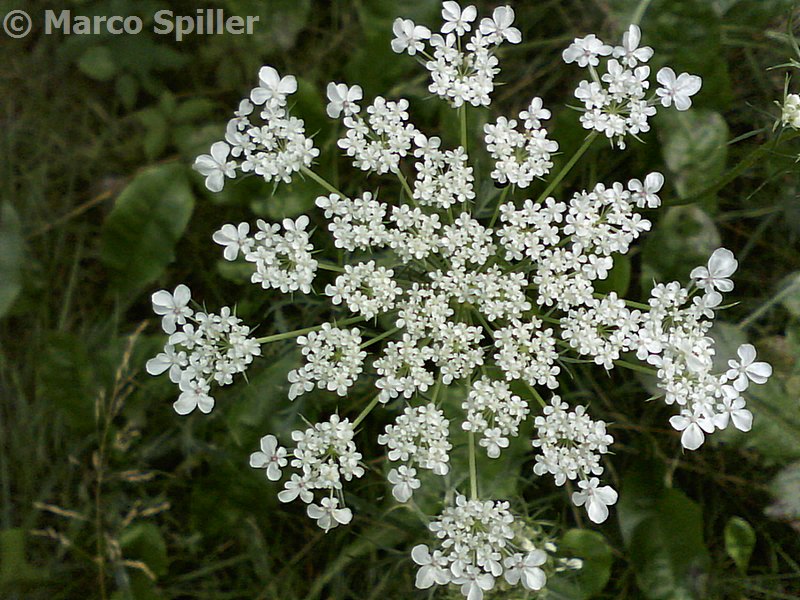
[1,0,800,598]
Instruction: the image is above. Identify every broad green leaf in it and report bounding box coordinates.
[37,332,97,433]
[119,522,168,577]
[0,203,24,318]
[658,109,729,207]
[724,516,755,573]
[623,487,710,599]
[641,205,719,293]
[78,46,117,81]
[549,529,613,600]
[100,164,195,299]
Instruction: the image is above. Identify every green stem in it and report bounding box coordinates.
[631,0,654,26]
[535,131,598,204]
[468,431,478,500]
[254,315,366,344]
[615,359,657,376]
[524,381,548,409]
[353,394,382,428]
[459,104,468,152]
[396,171,416,203]
[360,327,400,349]
[488,186,510,228]
[301,166,345,197]
[317,262,345,273]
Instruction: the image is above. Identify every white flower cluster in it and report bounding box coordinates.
[484,98,559,187]
[250,415,364,531]
[392,3,521,107]
[782,93,800,129]
[287,324,366,400]
[194,67,319,191]
[213,216,318,294]
[462,377,529,458]
[564,25,701,148]
[412,496,548,600]
[325,261,401,319]
[378,403,452,502]
[143,5,777,599]
[635,248,772,450]
[532,396,616,523]
[146,285,261,415]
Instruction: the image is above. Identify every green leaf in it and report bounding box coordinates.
[0,203,24,319]
[136,108,170,161]
[549,529,613,600]
[641,205,720,292]
[115,73,139,111]
[629,492,710,599]
[724,516,755,573]
[78,46,117,81]
[100,164,195,299]
[37,332,97,433]
[119,522,168,577]
[658,109,729,207]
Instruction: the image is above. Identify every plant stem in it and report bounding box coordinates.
[360,327,400,349]
[317,262,345,273]
[488,186,510,228]
[459,104,468,152]
[631,0,654,26]
[468,431,478,500]
[535,131,598,204]
[301,166,345,197]
[254,315,366,344]
[353,394,382,428]
[615,359,657,375]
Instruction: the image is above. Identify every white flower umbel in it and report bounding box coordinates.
[194,66,319,190]
[494,319,560,389]
[462,377,529,458]
[287,323,366,400]
[325,261,401,319]
[565,25,701,148]
[146,288,261,415]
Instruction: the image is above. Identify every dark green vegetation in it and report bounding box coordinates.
[2,0,800,598]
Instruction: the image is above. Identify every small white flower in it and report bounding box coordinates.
[151,284,192,334]
[173,375,214,415]
[714,390,753,432]
[669,409,716,451]
[503,550,547,590]
[726,344,772,391]
[782,93,800,129]
[411,544,450,589]
[571,477,618,524]
[613,24,653,67]
[479,6,521,44]
[388,466,421,502]
[145,344,186,383]
[250,65,297,106]
[562,34,612,67]
[627,172,664,209]
[326,82,363,119]
[656,67,702,111]
[391,18,431,55]
[306,497,353,531]
[213,223,251,261]
[690,248,738,293]
[441,1,477,36]
[277,473,314,504]
[249,434,288,481]
[193,141,236,192]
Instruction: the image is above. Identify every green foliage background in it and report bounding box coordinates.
[1,0,800,598]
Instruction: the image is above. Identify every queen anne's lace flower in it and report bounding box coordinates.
[146,6,773,598]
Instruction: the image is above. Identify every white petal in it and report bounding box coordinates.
[249,451,268,468]
[731,409,753,432]
[681,423,705,450]
[708,248,738,278]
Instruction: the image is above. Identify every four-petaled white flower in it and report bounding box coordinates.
[690,247,738,293]
[503,550,547,590]
[441,1,477,36]
[307,497,353,531]
[250,65,297,106]
[628,172,664,209]
[145,344,186,382]
[249,434,288,481]
[193,141,236,192]
[151,284,192,334]
[326,83,363,119]
[726,344,772,391]
[213,223,251,261]
[411,544,450,589]
[479,6,521,44]
[669,409,716,451]
[714,390,754,432]
[562,34,612,67]
[571,477,618,523]
[613,24,653,67]
[391,18,431,55]
[173,374,213,415]
[656,67,702,111]
[388,465,421,502]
